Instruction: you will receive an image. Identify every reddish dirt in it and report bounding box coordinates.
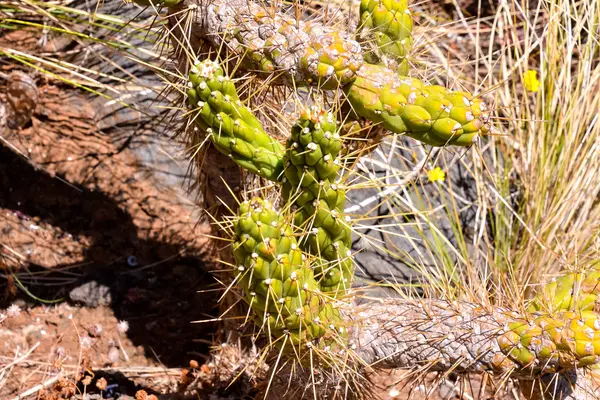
[0,59,223,398]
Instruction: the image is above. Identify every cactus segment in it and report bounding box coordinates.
[528,262,600,314]
[282,108,354,295]
[498,311,600,372]
[358,0,414,76]
[209,4,364,87]
[346,63,491,146]
[187,59,285,181]
[301,30,364,88]
[233,198,346,349]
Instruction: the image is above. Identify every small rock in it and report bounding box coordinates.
[438,379,455,399]
[87,324,103,337]
[108,346,120,364]
[69,281,112,307]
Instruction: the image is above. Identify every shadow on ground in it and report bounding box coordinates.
[0,145,219,368]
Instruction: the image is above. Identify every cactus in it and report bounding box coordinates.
[165,0,600,398]
[283,107,354,296]
[233,197,347,352]
[528,261,600,314]
[186,59,285,181]
[358,0,414,76]
[183,0,489,147]
[346,63,491,146]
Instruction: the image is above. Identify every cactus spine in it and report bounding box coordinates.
[283,108,354,296]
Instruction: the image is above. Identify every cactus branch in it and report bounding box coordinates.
[358,0,414,75]
[349,299,600,376]
[178,0,489,146]
[283,108,354,296]
[232,198,347,351]
[185,0,363,88]
[346,63,491,146]
[187,59,285,180]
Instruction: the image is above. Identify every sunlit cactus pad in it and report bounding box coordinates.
[187,0,492,147]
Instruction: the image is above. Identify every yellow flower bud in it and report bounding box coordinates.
[523,70,541,93]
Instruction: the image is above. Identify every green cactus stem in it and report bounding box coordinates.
[346,63,490,146]
[528,261,600,314]
[358,0,414,76]
[233,198,347,350]
[186,59,285,180]
[282,107,354,296]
